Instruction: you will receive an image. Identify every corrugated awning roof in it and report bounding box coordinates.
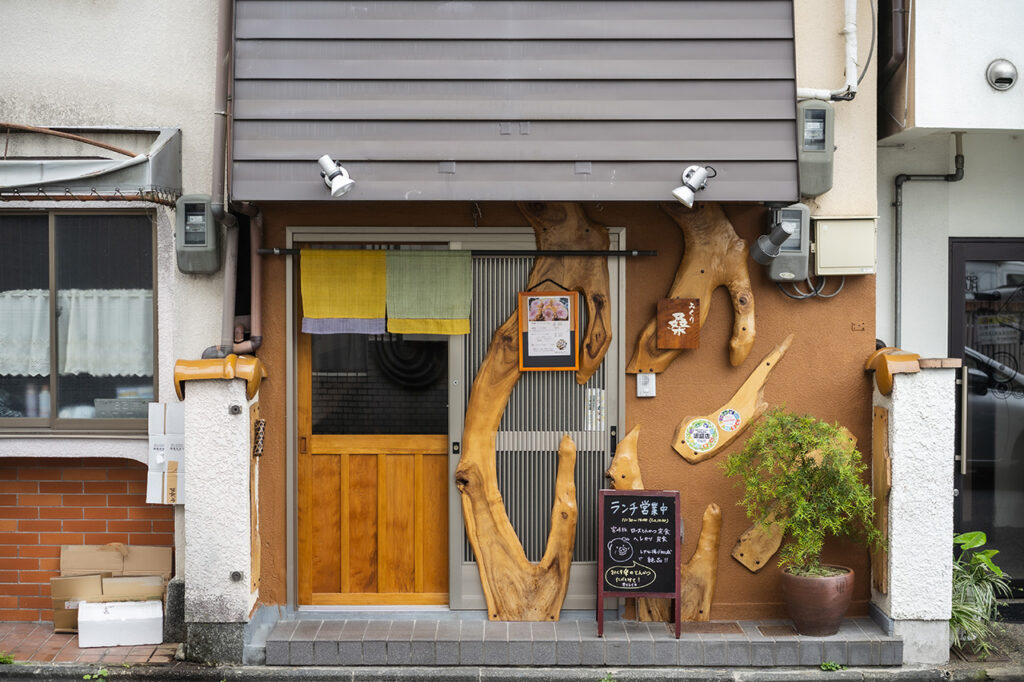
[0,127,182,206]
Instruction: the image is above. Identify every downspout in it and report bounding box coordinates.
[232,203,263,354]
[797,0,861,101]
[878,0,908,90]
[203,0,238,359]
[893,131,965,347]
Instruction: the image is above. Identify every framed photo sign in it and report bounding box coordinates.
[518,291,579,372]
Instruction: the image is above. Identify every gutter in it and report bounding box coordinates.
[892,131,965,347]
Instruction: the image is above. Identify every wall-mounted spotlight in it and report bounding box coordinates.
[671,165,716,207]
[318,154,355,198]
[750,219,795,266]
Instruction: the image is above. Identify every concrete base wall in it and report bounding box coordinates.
[894,620,950,665]
[186,622,245,665]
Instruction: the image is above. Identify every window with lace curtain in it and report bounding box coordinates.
[0,212,155,429]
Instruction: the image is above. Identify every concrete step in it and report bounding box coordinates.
[265,617,902,667]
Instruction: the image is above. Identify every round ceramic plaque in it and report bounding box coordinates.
[718,409,741,432]
[684,418,719,453]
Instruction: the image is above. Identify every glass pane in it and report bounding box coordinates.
[962,259,1024,579]
[0,215,50,419]
[54,215,154,419]
[311,333,447,435]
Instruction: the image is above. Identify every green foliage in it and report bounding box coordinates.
[83,669,108,681]
[721,408,882,574]
[0,652,11,664]
[598,674,617,682]
[820,660,846,671]
[950,531,1012,658]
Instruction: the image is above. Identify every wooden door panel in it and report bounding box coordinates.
[380,454,416,594]
[311,455,341,593]
[421,453,449,593]
[299,434,448,605]
[347,453,378,594]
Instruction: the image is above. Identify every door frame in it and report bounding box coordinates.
[948,237,1024,602]
[285,225,626,611]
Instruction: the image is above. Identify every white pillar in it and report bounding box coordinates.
[183,378,258,624]
[871,366,956,664]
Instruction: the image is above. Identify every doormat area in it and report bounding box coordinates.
[951,644,1011,663]
[758,624,798,637]
[677,621,744,634]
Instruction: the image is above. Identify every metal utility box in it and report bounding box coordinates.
[175,195,220,274]
[797,100,834,197]
[813,217,877,276]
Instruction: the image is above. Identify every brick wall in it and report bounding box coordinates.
[0,457,173,623]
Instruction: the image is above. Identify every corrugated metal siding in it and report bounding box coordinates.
[232,0,798,202]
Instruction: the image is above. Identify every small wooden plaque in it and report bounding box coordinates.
[656,298,700,350]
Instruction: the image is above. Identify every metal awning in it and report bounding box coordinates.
[0,127,182,206]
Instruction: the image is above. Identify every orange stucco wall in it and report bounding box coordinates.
[254,201,876,619]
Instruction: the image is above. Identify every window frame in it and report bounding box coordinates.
[0,209,158,434]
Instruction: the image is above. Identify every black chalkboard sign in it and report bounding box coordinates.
[597,489,680,637]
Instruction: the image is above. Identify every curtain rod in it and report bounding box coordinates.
[258,248,656,257]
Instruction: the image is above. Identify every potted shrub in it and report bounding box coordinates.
[722,408,882,635]
[950,531,1011,658]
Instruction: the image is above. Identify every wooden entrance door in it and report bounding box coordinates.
[297,323,449,606]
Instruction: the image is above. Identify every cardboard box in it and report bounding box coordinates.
[101,576,164,602]
[78,601,163,648]
[147,402,185,505]
[61,544,172,581]
[50,574,106,633]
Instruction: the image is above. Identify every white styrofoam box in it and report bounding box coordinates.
[146,471,163,504]
[77,600,163,648]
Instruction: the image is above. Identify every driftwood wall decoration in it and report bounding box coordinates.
[626,203,755,374]
[605,425,721,622]
[671,334,794,464]
[456,202,612,621]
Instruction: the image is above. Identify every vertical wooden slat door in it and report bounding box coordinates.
[297,333,449,606]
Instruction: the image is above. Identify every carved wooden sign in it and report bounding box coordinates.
[657,298,700,350]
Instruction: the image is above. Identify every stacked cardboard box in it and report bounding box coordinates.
[50,544,172,637]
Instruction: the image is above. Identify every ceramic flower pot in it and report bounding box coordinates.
[781,566,854,636]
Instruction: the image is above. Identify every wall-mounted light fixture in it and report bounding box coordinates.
[671,165,716,207]
[751,217,795,266]
[318,154,355,198]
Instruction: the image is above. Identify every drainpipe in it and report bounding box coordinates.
[893,131,965,347]
[878,0,908,90]
[232,203,263,354]
[203,0,238,359]
[797,0,861,101]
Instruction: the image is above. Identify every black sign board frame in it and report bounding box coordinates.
[597,489,681,638]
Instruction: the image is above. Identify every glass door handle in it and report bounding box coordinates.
[958,366,966,473]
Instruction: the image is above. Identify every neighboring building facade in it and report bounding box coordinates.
[875,0,1024,613]
[0,0,971,668]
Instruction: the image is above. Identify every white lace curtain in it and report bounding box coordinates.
[0,289,153,377]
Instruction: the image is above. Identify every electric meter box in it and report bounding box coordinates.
[813,217,877,276]
[797,100,834,197]
[768,203,810,282]
[175,195,220,274]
